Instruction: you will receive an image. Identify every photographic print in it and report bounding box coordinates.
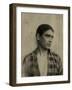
[9,3,70,86]
[21,13,63,77]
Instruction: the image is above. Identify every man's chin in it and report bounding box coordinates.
[43,47,51,50]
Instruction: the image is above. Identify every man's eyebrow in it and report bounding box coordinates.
[45,34,50,36]
[44,34,54,37]
[44,34,53,36]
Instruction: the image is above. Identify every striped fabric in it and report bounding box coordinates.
[23,48,63,77]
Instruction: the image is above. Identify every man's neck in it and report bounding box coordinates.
[38,46,50,55]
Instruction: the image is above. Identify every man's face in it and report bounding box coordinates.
[38,29,54,50]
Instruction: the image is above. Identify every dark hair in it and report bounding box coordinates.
[36,24,54,37]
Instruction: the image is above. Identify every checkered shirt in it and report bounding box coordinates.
[23,48,63,77]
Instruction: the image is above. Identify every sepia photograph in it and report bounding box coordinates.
[9,3,70,86]
[21,13,63,77]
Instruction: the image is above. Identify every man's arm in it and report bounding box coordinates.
[57,56,63,75]
[22,54,34,77]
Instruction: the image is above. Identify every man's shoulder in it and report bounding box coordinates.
[23,50,36,64]
[23,53,33,61]
[51,51,59,57]
[50,51,61,61]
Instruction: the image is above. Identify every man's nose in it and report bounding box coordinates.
[48,40,52,44]
[49,36,53,41]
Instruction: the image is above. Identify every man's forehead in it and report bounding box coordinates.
[43,29,54,34]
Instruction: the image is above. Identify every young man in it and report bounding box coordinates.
[22,24,63,77]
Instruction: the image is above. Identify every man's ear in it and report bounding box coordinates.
[36,34,40,41]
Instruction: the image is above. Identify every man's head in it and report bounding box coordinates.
[36,24,54,50]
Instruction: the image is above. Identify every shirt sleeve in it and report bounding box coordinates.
[57,56,63,75]
[22,54,34,77]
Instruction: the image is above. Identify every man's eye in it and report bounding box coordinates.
[44,34,54,38]
[45,35,50,37]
